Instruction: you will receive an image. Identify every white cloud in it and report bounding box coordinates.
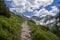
[6,0,54,13]
[33,8,51,17]
[33,6,59,17]
[50,6,59,14]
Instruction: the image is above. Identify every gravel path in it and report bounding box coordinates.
[21,21,31,40]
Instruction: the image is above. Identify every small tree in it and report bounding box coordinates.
[0,0,11,17]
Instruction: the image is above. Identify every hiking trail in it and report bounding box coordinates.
[21,21,31,40]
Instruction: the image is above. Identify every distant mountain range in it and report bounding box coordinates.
[31,15,55,25]
[30,14,60,30]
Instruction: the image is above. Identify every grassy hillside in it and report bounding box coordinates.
[27,20,59,40]
[0,13,24,40]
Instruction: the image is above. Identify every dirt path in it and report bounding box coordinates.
[21,21,31,40]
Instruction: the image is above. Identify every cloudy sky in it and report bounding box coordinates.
[5,0,60,17]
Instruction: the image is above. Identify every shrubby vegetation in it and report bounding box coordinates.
[28,21,59,40]
[0,13,24,40]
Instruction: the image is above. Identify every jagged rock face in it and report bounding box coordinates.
[31,15,55,24]
[31,15,57,30]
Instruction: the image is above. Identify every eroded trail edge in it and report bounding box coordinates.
[21,21,31,40]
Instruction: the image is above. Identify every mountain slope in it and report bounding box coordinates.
[0,13,24,40]
[27,20,59,40]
